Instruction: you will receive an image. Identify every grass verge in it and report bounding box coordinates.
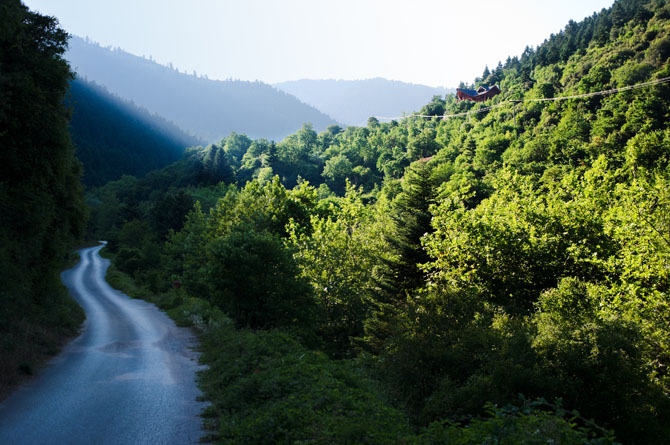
[0,251,86,402]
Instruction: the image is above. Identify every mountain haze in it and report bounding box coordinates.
[66,36,337,142]
[274,78,455,126]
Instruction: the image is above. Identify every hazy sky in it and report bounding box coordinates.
[23,0,614,87]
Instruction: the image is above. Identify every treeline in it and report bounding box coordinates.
[91,0,670,442]
[0,1,86,396]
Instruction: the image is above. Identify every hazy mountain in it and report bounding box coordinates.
[274,78,455,126]
[68,77,199,186]
[65,36,337,143]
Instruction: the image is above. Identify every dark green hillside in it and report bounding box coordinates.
[0,1,86,398]
[91,0,670,442]
[68,77,199,187]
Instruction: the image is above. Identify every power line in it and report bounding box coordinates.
[519,75,670,102]
[374,76,670,122]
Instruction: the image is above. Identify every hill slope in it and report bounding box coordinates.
[68,77,198,187]
[66,36,337,142]
[274,78,454,126]
[89,1,670,442]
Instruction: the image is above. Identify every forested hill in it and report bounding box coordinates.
[274,78,454,126]
[1,0,86,398]
[90,0,670,442]
[66,36,337,142]
[68,77,199,187]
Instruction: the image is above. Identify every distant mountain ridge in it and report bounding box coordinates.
[274,78,455,126]
[66,36,337,142]
[68,77,199,186]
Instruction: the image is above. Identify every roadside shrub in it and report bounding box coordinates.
[197,318,411,444]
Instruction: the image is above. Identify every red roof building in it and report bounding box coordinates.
[456,85,501,102]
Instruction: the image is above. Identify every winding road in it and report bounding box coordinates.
[0,245,204,444]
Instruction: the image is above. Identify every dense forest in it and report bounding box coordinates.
[275,78,454,126]
[66,36,337,142]
[68,77,198,187]
[2,0,669,442]
[0,1,86,398]
[90,0,670,442]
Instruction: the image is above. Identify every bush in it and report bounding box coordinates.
[417,400,616,445]
[196,313,411,444]
[114,247,143,275]
[646,37,670,66]
[205,226,319,332]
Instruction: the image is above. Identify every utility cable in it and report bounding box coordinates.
[374,76,670,121]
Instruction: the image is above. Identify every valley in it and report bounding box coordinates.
[1,0,669,443]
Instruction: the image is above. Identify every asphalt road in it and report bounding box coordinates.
[0,245,204,444]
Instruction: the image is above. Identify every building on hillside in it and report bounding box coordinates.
[456,85,501,102]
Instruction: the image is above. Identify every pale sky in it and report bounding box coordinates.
[23,0,614,88]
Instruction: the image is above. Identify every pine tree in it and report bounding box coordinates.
[364,160,437,351]
[388,161,437,291]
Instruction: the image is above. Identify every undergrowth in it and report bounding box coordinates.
[103,248,616,444]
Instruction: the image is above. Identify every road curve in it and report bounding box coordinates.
[0,245,204,444]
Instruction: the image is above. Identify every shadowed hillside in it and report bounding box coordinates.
[68,78,199,187]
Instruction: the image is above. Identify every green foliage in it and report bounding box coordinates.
[163,178,321,334]
[417,400,617,445]
[106,259,612,445]
[425,169,614,314]
[289,184,390,356]
[149,190,194,239]
[322,154,354,193]
[363,161,439,353]
[205,226,316,330]
[532,302,665,442]
[386,160,438,296]
[88,1,670,443]
[646,35,670,65]
[420,95,447,117]
[624,127,670,170]
[198,320,410,444]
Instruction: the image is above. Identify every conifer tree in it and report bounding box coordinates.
[387,160,437,295]
[365,160,436,351]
